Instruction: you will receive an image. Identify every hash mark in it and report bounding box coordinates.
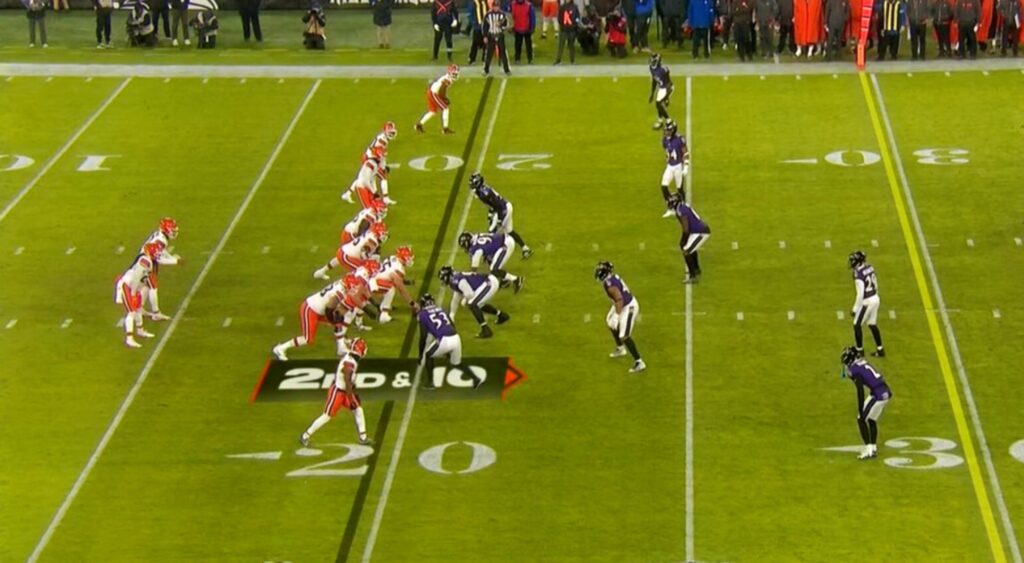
[759,75,765,80]
[544,242,553,252]
[796,75,802,80]
[612,76,618,82]
[354,78,360,84]
[261,245,271,254]
[731,241,739,250]
[222,317,232,328]
[278,78,285,84]
[583,313,591,323]
[310,245,319,253]
[928,243,940,248]
[5,319,17,329]
[1014,237,1022,246]
[836,310,845,320]
[832,73,838,79]
[736,312,744,321]
[163,77,171,83]
[532,313,541,324]
[824,240,832,249]
[591,243,599,251]
[202,77,209,84]
[85,77,93,82]
[966,238,975,247]
[240,78,247,84]
[723,75,729,81]
[60,318,73,329]
[906,72,913,77]
[982,70,990,76]
[275,316,284,327]
[538,77,544,83]
[4,77,12,82]
[575,77,581,83]
[993,309,1002,319]
[390,78,397,84]
[778,240,786,249]
[871,239,879,247]
[889,310,897,320]
[65,246,76,255]
[944,71,951,77]
[115,245,125,255]
[638,242,646,251]
[787,310,795,321]
[14,246,24,255]
[45,77,53,82]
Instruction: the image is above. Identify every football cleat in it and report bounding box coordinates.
[848,250,867,269]
[313,268,330,280]
[629,359,647,373]
[272,344,289,361]
[661,208,675,218]
[299,433,311,448]
[513,277,524,294]
[414,123,424,133]
[457,232,473,250]
[383,196,397,206]
[477,325,494,339]
[125,336,142,348]
[652,120,664,130]
[594,261,614,281]
[160,217,179,240]
[871,348,886,358]
[438,265,454,285]
[521,247,534,260]
[857,445,878,460]
[359,435,375,446]
[341,190,354,204]
[683,274,701,284]
[136,328,156,338]
[149,311,171,321]
[609,346,627,358]
[496,311,510,325]
[383,121,397,140]
[378,311,393,324]
[442,128,455,135]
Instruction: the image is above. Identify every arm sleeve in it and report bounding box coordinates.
[853,279,865,312]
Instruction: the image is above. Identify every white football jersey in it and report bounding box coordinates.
[344,208,377,239]
[342,232,380,260]
[371,256,406,291]
[119,254,154,292]
[332,353,360,391]
[305,280,345,315]
[139,231,180,265]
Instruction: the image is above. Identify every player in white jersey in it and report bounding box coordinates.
[342,148,395,208]
[314,222,388,280]
[138,217,182,321]
[271,280,349,360]
[114,242,163,348]
[299,337,373,447]
[415,64,459,135]
[372,246,417,324]
[361,121,397,164]
[340,199,387,246]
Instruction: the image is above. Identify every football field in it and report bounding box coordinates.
[1,65,1023,562]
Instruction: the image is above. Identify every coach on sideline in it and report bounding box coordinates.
[483,1,511,75]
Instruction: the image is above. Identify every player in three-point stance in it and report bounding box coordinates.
[114,242,163,348]
[372,245,417,324]
[313,222,388,280]
[457,231,524,292]
[469,173,534,259]
[415,64,459,135]
[595,261,645,373]
[417,293,477,389]
[362,121,397,165]
[138,217,183,320]
[667,193,710,284]
[272,279,351,361]
[840,346,893,460]
[848,250,884,358]
[339,199,387,246]
[648,53,674,130]
[438,265,510,339]
[659,120,689,218]
[299,337,374,447]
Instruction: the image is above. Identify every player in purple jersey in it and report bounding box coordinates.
[848,250,884,357]
[469,173,534,259]
[648,53,675,130]
[417,293,478,390]
[659,120,690,218]
[841,346,893,459]
[595,261,645,373]
[439,265,510,338]
[458,231,525,292]
[667,193,710,284]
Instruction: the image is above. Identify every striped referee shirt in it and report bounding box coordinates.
[483,10,509,36]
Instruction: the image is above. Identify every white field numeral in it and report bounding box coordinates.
[495,153,553,171]
[286,444,374,477]
[418,441,497,475]
[883,437,964,470]
[407,154,464,172]
[913,148,969,165]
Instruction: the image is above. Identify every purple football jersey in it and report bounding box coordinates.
[451,271,489,292]
[650,66,672,89]
[848,360,892,400]
[663,134,688,165]
[603,274,634,306]
[853,265,878,299]
[470,234,506,259]
[674,203,710,234]
[418,305,457,338]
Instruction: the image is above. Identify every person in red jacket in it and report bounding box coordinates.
[511,0,536,63]
[794,0,824,54]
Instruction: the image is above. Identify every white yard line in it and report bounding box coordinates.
[684,75,695,563]
[0,78,131,225]
[872,74,1022,563]
[26,79,322,563]
[361,78,508,563]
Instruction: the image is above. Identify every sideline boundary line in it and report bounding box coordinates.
[25,79,323,563]
[871,74,1021,563]
[1,59,1022,79]
[683,75,695,563]
[858,72,1007,563]
[360,78,508,563]
[0,77,131,225]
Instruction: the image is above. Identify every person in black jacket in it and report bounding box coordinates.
[554,0,581,63]
[467,0,488,63]
[775,0,795,52]
[94,0,114,48]
[754,0,778,58]
[152,0,171,42]
[906,0,928,58]
[303,1,326,49]
[956,0,979,58]
[930,0,953,56]
[373,0,393,48]
[483,3,511,75]
[660,0,685,48]
[239,0,263,42]
[432,0,458,60]
[996,0,1019,56]
[190,8,218,47]
[24,0,48,47]
[824,0,848,60]
[169,0,190,46]
[732,0,754,58]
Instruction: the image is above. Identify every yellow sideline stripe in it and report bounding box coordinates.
[858,72,1006,563]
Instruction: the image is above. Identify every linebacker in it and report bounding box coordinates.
[469,173,533,259]
[458,231,524,292]
[417,293,478,389]
[848,250,885,357]
[840,347,893,460]
[438,265,510,338]
[595,261,646,373]
[648,53,674,130]
[668,193,710,284]
[659,119,689,218]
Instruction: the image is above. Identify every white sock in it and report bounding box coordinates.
[419,111,435,125]
[148,288,160,312]
[305,413,332,438]
[125,313,135,335]
[441,109,450,128]
[353,406,367,437]
[287,336,307,348]
[134,311,144,331]
[505,273,518,284]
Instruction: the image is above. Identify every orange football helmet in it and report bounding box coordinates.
[159,217,179,240]
[395,245,414,266]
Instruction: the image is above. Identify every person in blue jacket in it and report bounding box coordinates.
[687,0,714,58]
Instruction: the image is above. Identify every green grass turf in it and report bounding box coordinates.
[1,69,1023,562]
